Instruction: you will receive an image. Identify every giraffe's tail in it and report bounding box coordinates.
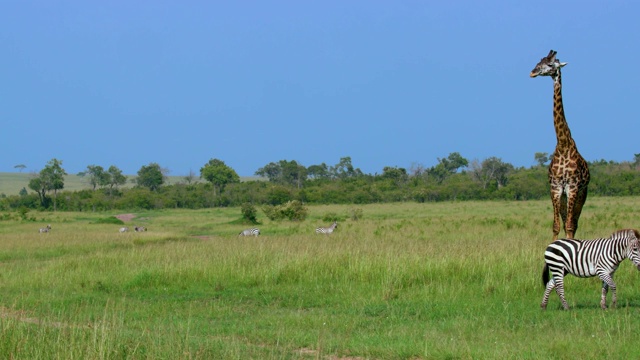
[542,263,550,287]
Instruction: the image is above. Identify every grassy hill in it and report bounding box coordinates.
[0,172,260,196]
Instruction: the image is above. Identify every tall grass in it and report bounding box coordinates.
[1,198,640,358]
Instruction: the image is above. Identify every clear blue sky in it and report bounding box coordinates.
[2,2,638,177]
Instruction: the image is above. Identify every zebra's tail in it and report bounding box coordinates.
[542,263,550,287]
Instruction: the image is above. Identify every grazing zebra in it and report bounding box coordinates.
[134,226,147,232]
[238,228,260,237]
[541,229,640,310]
[316,221,338,235]
[119,227,129,233]
[39,224,51,233]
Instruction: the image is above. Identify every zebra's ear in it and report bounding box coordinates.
[633,229,640,240]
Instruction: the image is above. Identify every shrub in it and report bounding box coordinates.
[262,200,308,221]
[241,203,259,224]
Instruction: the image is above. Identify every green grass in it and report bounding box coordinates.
[1,198,640,358]
[0,172,260,196]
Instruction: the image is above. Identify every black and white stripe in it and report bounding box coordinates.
[238,228,260,237]
[134,226,147,232]
[39,224,51,233]
[541,229,640,310]
[316,221,338,235]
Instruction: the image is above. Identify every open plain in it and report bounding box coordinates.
[1,198,640,358]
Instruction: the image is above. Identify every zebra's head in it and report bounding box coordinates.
[625,229,640,270]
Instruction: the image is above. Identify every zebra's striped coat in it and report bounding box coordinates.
[316,221,338,235]
[39,224,51,233]
[541,229,640,310]
[239,228,260,237]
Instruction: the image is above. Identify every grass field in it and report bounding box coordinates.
[2,198,640,358]
[0,172,259,196]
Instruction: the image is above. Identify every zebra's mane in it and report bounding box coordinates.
[610,229,640,240]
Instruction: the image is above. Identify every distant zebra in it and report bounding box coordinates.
[134,226,147,232]
[39,224,51,233]
[316,221,338,235]
[541,229,640,310]
[238,228,260,237]
[119,227,129,233]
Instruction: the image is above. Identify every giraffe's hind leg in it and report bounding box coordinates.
[567,186,588,239]
[550,188,564,240]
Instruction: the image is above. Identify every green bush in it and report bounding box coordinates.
[241,202,259,224]
[262,200,308,221]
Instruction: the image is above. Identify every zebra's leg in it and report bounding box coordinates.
[599,273,617,309]
[541,279,556,310]
[553,277,570,310]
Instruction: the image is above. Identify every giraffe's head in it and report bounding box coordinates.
[529,50,567,78]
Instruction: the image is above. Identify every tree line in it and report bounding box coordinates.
[2,153,640,212]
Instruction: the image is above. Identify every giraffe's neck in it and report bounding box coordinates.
[552,70,576,151]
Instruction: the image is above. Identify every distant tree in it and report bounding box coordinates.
[255,162,281,181]
[429,152,468,183]
[307,163,330,179]
[78,165,108,190]
[40,158,66,211]
[634,154,640,170]
[409,162,426,176]
[28,176,47,207]
[470,157,514,189]
[183,169,198,185]
[534,152,550,167]
[135,163,165,191]
[14,164,26,172]
[19,187,28,196]
[256,160,307,188]
[200,159,240,196]
[330,156,363,179]
[381,166,409,186]
[105,165,127,195]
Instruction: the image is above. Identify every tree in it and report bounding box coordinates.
[14,164,26,172]
[200,158,240,196]
[183,169,198,185]
[330,156,363,179]
[135,163,165,191]
[40,158,67,211]
[429,152,469,184]
[307,163,330,179]
[78,165,108,190]
[28,175,48,207]
[256,160,307,188]
[534,152,550,167]
[381,166,409,187]
[255,162,281,181]
[470,157,514,189]
[105,165,127,195]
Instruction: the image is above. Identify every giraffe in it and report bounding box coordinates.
[530,50,590,240]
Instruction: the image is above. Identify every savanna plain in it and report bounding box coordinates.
[2,198,640,359]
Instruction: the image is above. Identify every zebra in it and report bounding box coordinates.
[238,228,260,237]
[316,221,338,235]
[541,229,640,310]
[39,224,51,233]
[119,227,129,233]
[134,226,147,232]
